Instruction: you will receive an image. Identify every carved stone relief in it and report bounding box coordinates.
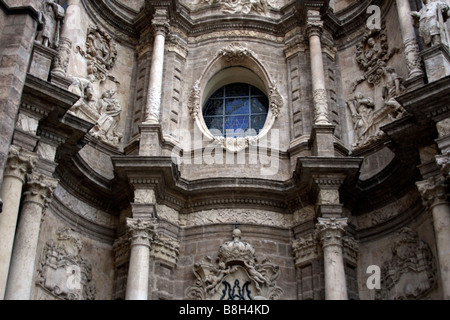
[84,25,118,82]
[68,76,123,147]
[36,228,96,300]
[376,227,437,300]
[191,0,279,16]
[347,25,407,151]
[186,228,284,300]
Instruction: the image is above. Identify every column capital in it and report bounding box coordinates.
[126,218,158,248]
[315,217,348,248]
[152,8,170,37]
[305,9,324,39]
[4,146,38,183]
[305,22,323,39]
[23,173,59,208]
[416,175,448,208]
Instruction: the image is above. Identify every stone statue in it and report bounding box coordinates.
[90,89,123,147]
[381,64,407,120]
[36,0,65,49]
[347,92,376,148]
[68,75,99,123]
[411,0,450,47]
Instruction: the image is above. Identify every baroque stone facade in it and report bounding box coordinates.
[0,0,450,301]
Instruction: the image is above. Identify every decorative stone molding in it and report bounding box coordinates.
[4,146,38,182]
[186,228,284,300]
[195,0,277,16]
[180,208,293,228]
[376,227,437,300]
[292,234,319,266]
[217,42,256,62]
[36,228,96,300]
[416,175,448,208]
[151,232,180,266]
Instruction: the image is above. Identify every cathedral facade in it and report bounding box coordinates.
[0,0,449,300]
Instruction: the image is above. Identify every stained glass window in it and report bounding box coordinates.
[203,83,269,138]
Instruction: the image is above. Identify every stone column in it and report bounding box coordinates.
[125,218,157,300]
[316,217,349,300]
[0,146,38,299]
[144,9,170,124]
[305,10,335,157]
[4,173,59,300]
[395,0,424,79]
[306,11,331,127]
[416,175,450,299]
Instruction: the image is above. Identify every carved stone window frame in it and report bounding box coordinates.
[188,43,283,153]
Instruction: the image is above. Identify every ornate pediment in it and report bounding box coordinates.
[186,227,284,300]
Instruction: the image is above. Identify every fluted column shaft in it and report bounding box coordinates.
[0,146,37,299]
[4,173,58,300]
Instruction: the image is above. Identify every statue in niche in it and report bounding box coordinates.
[412,0,450,48]
[381,63,408,120]
[90,89,123,146]
[376,227,437,300]
[346,92,377,148]
[36,0,65,49]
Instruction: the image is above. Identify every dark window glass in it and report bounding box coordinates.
[203,83,269,138]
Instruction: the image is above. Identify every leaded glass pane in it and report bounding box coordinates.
[226,98,250,115]
[225,83,250,97]
[204,99,224,117]
[203,83,269,138]
[204,117,224,136]
[251,97,269,114]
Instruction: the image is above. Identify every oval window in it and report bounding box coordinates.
[203,83,269,138]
